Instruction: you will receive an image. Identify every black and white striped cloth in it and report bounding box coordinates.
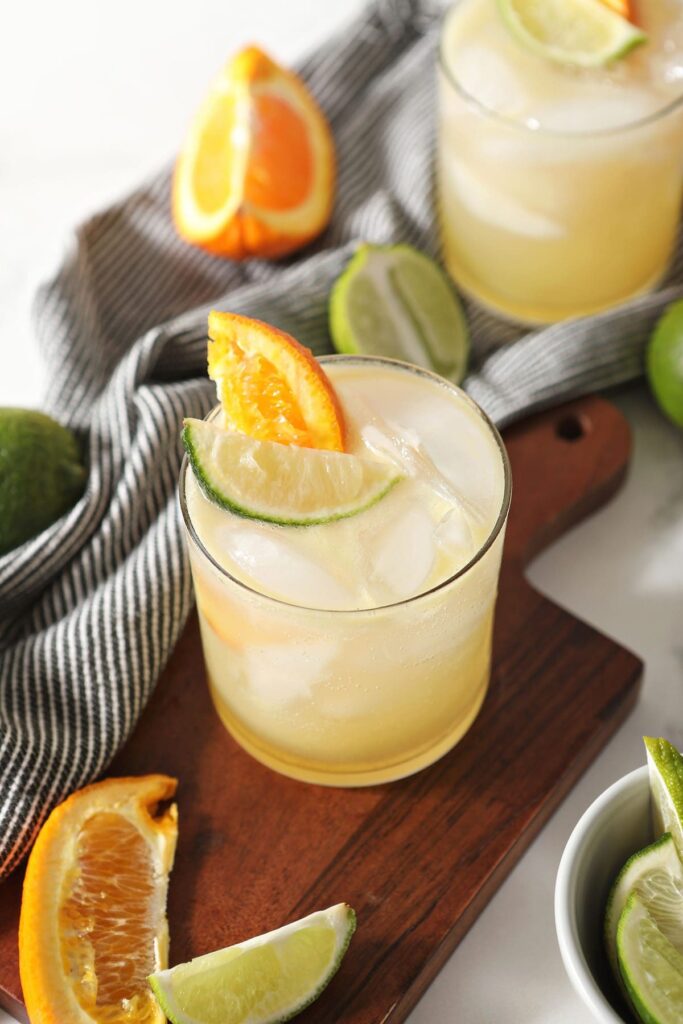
[0,0,680,879]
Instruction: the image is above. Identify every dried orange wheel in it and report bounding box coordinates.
[173,46,335,260]
[208,311,345,451]
[19,775,178,1024]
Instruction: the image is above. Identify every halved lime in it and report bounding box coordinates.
[329,244,469,384]
[647,302,683,429]
[496,0,646,68]
[617,892,683,1024]
[148,904,356,1024]
[646,738,683,858]
[605,833,683,981]
[183,419,401,526]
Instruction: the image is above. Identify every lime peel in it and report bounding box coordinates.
[148,903,356,1024]
[183,419,402,526]
[496,0,647,69]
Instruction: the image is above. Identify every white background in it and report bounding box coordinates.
[1,2,682,1022]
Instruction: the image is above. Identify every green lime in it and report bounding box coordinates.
[647,302,683,429]
[0,408,86,557]
[617,892,683,1024]
[605,833,683,984]
[329,244,469,384]
[182,419,401,526]
[645,738,683,858]
[148,903,356,1024]
[496,0,646,68]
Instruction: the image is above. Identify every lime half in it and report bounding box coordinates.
[617,892,683,1024]
[183,419,401,526]
[329,244,469,384]
[496,0,646,68]
[148,904,356,1024]
[647,301,683,429]
[605,833,683,983]
[646,737,683,858]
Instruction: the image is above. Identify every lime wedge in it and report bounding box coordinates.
[617,892,683,1024]
[148,904,356,1024]
[329,244,469,384]
[183,419,401,526]
[605,833,683,983]
[645,738,683,858]
[496,0,647,68]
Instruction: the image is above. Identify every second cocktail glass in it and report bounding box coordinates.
[437,0,683,324]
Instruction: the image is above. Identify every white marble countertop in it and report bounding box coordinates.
[1,1,682,1021]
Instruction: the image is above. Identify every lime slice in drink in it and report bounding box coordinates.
[183,419,401,526]
[617,892,683,1024]
[647,301,683,429]
[605,833,683,981]
[496,0,647,68]
[329,244,469,384]
[148,904,356,1024]
[645,737,683,857]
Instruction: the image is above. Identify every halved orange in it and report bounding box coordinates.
[208,311,346,451]
[173,46,335,260]
[19,775,178,1024]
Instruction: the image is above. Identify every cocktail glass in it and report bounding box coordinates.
[180,356,512,786]
[437,1,683,324]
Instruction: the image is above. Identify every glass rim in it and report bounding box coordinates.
[179,354,512,616]
[438,2,683,141]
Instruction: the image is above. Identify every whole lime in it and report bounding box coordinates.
[0,409,86,556]
[647,301,683,429]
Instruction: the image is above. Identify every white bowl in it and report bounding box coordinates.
[555,765,653,1024]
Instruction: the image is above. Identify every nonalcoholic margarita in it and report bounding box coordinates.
[438,0,683,323]
[182,356,510,786]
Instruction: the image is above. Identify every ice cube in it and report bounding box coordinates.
[244,639,336,707]
[369,503,436,602]
[434,505,476,560]
[224,525,355,609]
[453,44,530,118]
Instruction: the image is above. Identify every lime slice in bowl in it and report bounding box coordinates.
[329,244,469,384]
[605,833,683,982]
[148,903,356,1024]
[617,892,683,1024]
[645,737,683,857]
[496,0,646,68]
[183,419,401,526]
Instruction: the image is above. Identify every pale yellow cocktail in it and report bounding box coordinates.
[181,356,511,786]
[438,0,683,323]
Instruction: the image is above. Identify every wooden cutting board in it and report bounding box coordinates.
[0,396,643,1024]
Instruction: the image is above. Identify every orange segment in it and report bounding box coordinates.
[19,775,178,1024]
[173,46,335,260]
[599,0,634,19]
[208,311,345,451]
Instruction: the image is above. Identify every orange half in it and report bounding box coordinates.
[173,46,335,259]
[19,775,178,1024]
[208,311,345,451]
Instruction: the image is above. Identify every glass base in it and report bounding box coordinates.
[207,672,489,787]
[445,257,668,327]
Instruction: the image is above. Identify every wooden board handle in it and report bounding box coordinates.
[502,396,632,569]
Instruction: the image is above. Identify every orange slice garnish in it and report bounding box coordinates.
[173,46,335,260]
[599,0,634,19]
[19,775,178,1024]
[208,311,345,451]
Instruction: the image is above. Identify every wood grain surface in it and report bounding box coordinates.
[0,396,643,1024]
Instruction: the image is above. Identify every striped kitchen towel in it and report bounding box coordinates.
[0,0,680,879]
